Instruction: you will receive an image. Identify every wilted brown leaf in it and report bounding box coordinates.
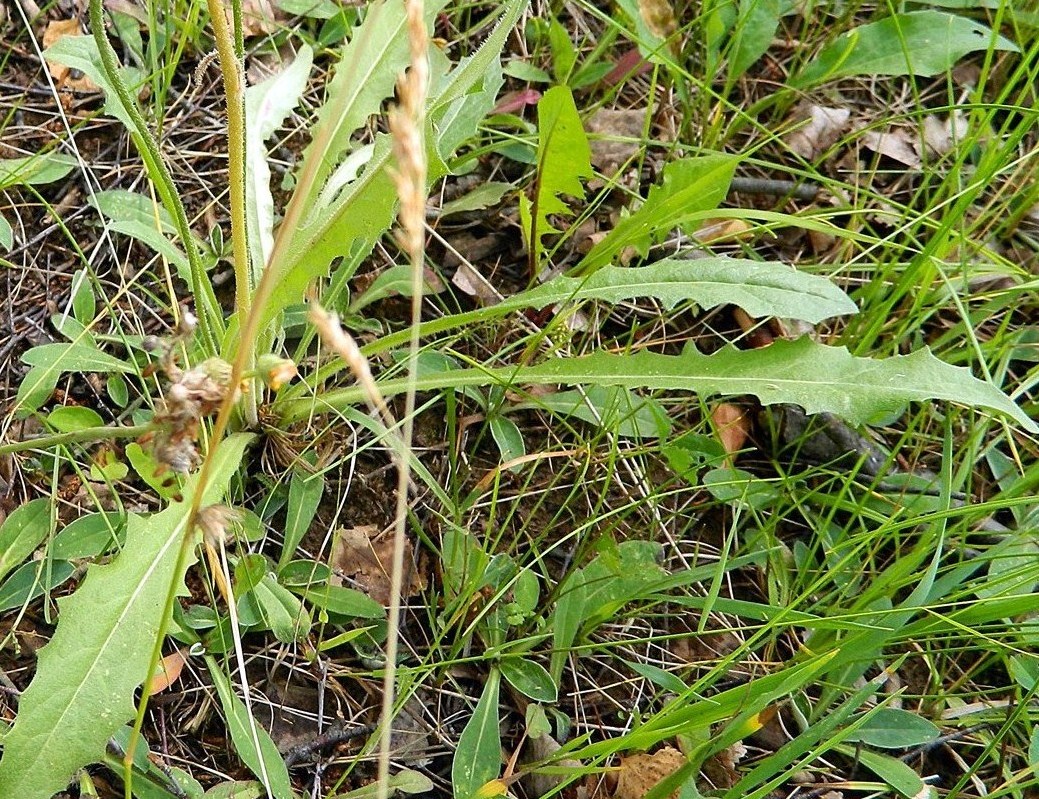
[587,109,647,174]
[860,128,921,168]
[711,403,749,462]
[240,0,281,37]
[785,105,850,160]
[922,112,969,157]
[330,526,426,606]
[693,218,753,244]
[699,743,746,790]
[615,747,685,799]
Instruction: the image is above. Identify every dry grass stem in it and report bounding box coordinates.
[380,1,429,797]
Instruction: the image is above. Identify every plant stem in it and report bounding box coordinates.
[0,424,151,456]
[205,0,257,427]
[87,0,222,355]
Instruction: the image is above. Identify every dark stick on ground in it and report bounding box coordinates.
[281,721,379,768]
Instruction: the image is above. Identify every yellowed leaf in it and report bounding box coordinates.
[693,217,753,244]
[638,0,677,40]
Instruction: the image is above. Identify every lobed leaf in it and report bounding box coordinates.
[245,45,313,279]
[260,0,526,336]
[514,339,1037,431]
[295,337,1036,432]
[0,434,254,799]
[518,85,593,268]
[577,155,738,274]
[505,258,857,322]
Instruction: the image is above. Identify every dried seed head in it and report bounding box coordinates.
[197,504,241,547]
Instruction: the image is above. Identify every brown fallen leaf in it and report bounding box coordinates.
[693,217,753,244]
[240,0,281,37]
[711,403,749,463]
[699,743,746,790]
[451,262,502,305]
[43,20,100,92]
[860,128,921,168]
[922,112,970,157]
[614,747,685,799]
[149,648,189,694]
[586,109,647,174]
[330,525,426,606]
[785,104,850,160]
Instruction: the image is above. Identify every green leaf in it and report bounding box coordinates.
[0,153,77,190]
[297,584,385,618]
[43,35,143,128]
[22,342,135,374]
[126,442,183,501]
[46,406,105,432]
[307,337,1036,433]
[727,0,783,81]
[236,555,311,642]
[245,45,313,278]
[500,657,557,702]
[976,534,1039,599]
[0,211,11,250]
[203,781,266,799]
[551,541,665,680]
[0,560,76,613]
[518,85,592,269]
[852,747,927,797]
[577,155,737,274]
[439,181,513,217]
[0,434,253,799]
[279,469,325,569]
[793,11,1018,87]
[503,258,857,322]
[512,385,671,439]
[108,374,130,407]
[703,467,778,510]
[14,365,60,414]
[452,668,502,799]
[69,268,96,324]
[489,415,525,465]
[262,0,527,337]
[50,512,125,561]
[0,499,51,583]
[205,656,293,799]
[294,0,444,211]
[88,189,177,235]
[107,219,190,282]
[1030,726,1039,774]
[508,339,1036,431]
[844,708,941,749]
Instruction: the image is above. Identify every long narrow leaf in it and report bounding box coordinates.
[283,338,1036,432]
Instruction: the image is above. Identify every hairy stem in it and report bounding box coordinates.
[206,0,257,426]
[87,0,221,354]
